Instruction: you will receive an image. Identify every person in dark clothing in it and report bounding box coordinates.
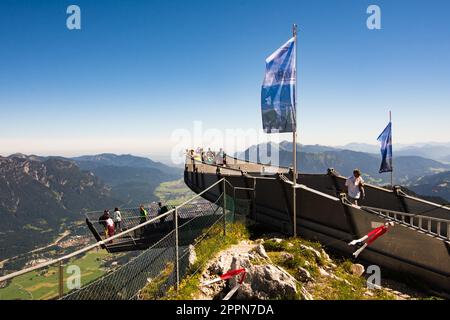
[157,201,169,223]
[98,210,110,238]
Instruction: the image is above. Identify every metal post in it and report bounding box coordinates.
[292,23,298,237]
[447,223,450,240]
[223,178,227,237]
[58,261,64,298]
[174,207,179,291]
[252,177,257,221]
[390,111,393,188]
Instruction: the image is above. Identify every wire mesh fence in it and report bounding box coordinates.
[0,178,243,300]
[64,192,230,300]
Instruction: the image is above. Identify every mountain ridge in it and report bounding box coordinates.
[237,142,450,187]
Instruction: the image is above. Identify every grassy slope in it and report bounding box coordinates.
[263,238,394,300]
[146,222,441,300]
[140,222,250,300]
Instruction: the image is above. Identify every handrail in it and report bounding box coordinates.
[225,154,291,171]
[396,189,450,212]
[188,156,244,174]
[0,177,228,284]
[361,206,450,223]
[297,184,340,201]
[361,205,450,241]
[242,172,278,180]
[279,173,340,201]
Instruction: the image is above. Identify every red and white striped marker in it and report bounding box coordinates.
[348,221,394,258]
[202,268,247,300]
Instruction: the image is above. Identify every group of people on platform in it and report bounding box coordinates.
[98,202,170,240]
[187,147,365,205]
[187,147,227,166]
[98,207,122,238]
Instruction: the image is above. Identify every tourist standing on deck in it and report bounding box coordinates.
[216,148,224,165]
[139,205,148,224]
[98,210,110,238]
[157,201,169,223]
[106,215,115,238]
[345,169,365,205]
[113,207,122,232]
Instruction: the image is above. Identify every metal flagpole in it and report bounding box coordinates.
[390,110,393,188]
[292,24,298,237]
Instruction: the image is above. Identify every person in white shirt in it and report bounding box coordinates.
[113,207,122,232]
[345,169,365,205]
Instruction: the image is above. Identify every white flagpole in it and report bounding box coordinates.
[292,24,298,237]
[390,110,393,188]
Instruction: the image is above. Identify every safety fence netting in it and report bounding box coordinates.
[61,192,234,300]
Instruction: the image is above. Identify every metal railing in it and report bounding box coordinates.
[361,206,450,241]
[0,178,235,300]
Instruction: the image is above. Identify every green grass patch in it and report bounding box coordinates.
[140,262,174,300]
[154,179,196,206]
[0,250,110,300]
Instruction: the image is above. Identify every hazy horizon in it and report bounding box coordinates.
[2,139,450,166]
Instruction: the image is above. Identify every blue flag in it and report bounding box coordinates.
[261,37,296,133]
[377,122,393,173]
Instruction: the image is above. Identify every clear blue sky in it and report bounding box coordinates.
[1,0,449,161]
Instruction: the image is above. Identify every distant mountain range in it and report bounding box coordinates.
[335,142,450,162]
[270,142,450,162]
[237,141,450,202]
[0,155,116,259]
[0,153,182,260]
[72,153,176,175]
[410,171,450,201]
[72,153,182,206]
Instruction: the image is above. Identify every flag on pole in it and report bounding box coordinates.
[377,122,393,173]
[261,37,296,133]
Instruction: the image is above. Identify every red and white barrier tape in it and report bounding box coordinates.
[202,268,247,300]
[348,221,394,258]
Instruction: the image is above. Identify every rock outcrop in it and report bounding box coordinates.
[199,240,298,300]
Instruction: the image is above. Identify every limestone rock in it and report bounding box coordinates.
[364,290,374,297]
[297,266,312,282]
[350,264,365,277]
[280,252,294,262]
[252,243,270,260]
[300,286,313,300]
[320,249,331,262]
[188,245,197,268]
[300,244,322,260]
[201,241,298,300]
[234,264,298,300]
[318,267,330,277]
